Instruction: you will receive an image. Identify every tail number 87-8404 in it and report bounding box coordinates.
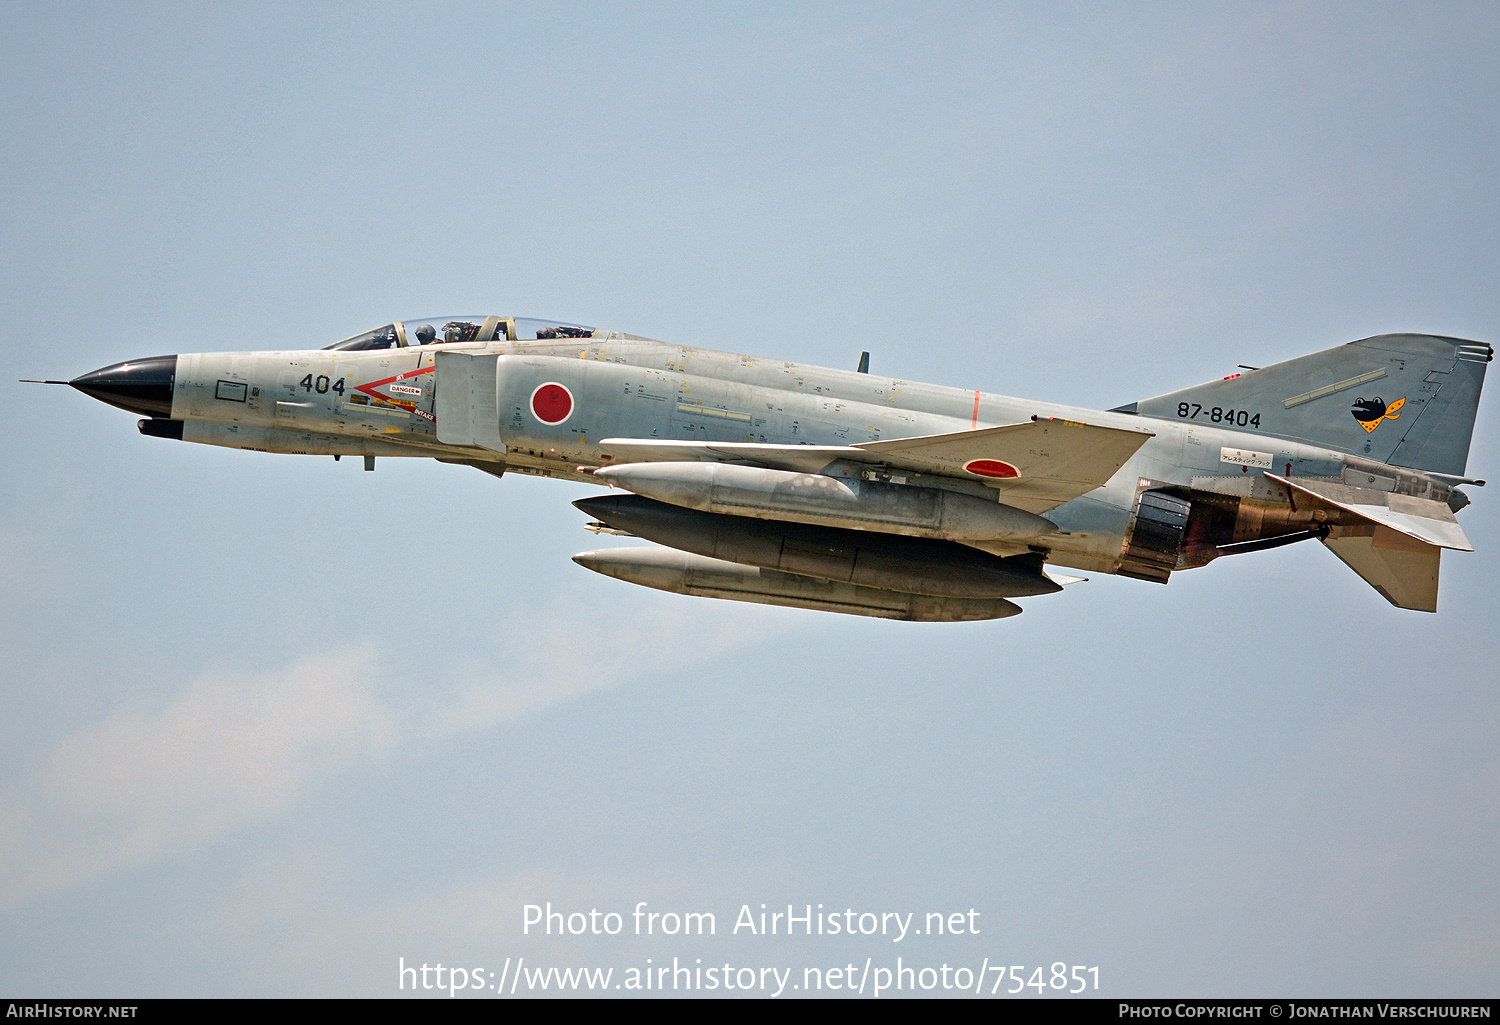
[1177,402,1260,428]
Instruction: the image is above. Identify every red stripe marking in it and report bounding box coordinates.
[353,364,435,417]
[971,390,980,428]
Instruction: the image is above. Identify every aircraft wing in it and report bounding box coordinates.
[855,418,1154,512]
[600,417,1153,513]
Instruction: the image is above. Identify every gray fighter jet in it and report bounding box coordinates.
[37,316,1489,620]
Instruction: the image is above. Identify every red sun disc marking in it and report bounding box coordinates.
[531,383,573,425]
[964,458,1020,479]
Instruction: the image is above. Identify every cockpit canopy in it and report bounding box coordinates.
[323,316,595,351]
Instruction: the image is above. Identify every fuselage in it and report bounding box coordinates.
[135,325,1395,578]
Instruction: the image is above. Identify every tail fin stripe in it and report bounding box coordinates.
[1284,369,1387,409]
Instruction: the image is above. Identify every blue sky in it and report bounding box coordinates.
[2,2,1497,997]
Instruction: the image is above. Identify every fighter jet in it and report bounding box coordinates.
[34,316,1489,620]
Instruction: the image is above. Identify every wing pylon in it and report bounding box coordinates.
[600,417,1153,513]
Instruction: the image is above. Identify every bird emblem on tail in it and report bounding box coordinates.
[1352,395,1405,432]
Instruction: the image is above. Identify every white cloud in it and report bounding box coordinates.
[418,594,789,741]
[0,593,798,909]
[1,650,396,906]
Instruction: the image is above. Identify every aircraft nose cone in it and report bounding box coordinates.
[70,355,178,417]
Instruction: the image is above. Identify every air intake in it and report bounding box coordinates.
[1117,490,1191,583]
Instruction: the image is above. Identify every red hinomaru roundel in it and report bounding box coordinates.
[530,382,574,425]
[963,458,1020,479]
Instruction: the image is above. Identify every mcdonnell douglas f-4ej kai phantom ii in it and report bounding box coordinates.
[36,316,1490,621]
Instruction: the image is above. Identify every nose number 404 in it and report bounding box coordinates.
[300,374,345,396]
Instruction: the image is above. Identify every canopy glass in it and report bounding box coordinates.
[324,316,595,351]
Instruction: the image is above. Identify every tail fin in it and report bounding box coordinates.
[1125,334,1492,477]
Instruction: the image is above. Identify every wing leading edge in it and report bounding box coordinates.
[600,417,1153,513]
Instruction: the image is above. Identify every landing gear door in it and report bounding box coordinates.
[435,351,507,455]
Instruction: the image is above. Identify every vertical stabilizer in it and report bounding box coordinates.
[1132,334,1491,477]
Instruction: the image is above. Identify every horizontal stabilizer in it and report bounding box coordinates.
[1267,474,1473,551]
[601,417,1152,513]
[1322,527,1441,612]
